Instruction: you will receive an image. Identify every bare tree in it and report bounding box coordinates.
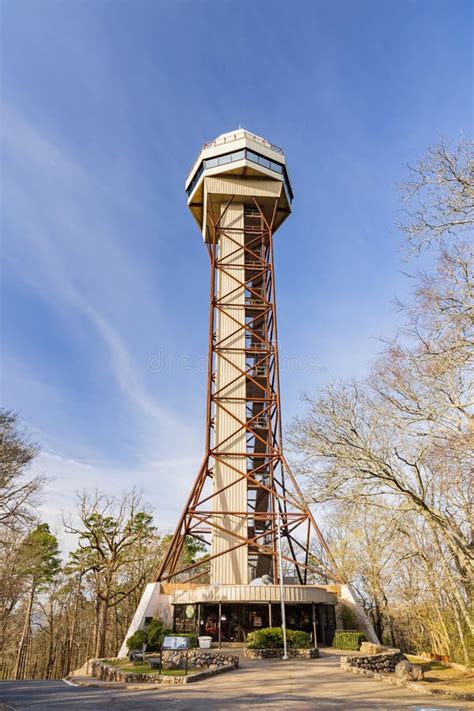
[0,410,45,532]
[324,502,402,643]
[290,138,473,664]
[64,488,159,659]
[401,138,474,251]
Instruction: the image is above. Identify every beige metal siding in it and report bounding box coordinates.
[205,176,282,199]
[170,584,337,605]
[201,175,282,239]
[212,202,248,585]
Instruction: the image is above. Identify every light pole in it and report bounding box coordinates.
[276,504,288,660]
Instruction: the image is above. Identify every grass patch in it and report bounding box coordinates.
[406,655,474,694]
[103,659,187,676]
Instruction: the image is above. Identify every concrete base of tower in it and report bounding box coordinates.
[338,583,380,644]
[117,583,173,657]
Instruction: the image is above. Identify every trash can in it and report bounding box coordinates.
[198,636,212,649]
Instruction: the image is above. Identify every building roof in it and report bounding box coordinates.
[201,128,284,156]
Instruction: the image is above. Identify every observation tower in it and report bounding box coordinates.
[120,130,377,653]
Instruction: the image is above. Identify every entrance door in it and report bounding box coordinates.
[316,604,336,645]
[200,604,219,641]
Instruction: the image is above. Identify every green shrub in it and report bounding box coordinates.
[287,630,312,649]
[147,618,172,651]
[126,629,147,651]
[246,627,312,650]
[126,618,175,652]
[247,627,282,649]
[126,618,198,653]
[332,630,366,650]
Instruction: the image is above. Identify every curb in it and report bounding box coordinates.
[64,676,163,690]
[341,664,474,701]
[65,662,237,689]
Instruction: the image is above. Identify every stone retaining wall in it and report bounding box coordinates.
[359,642,386,655]
[157,649,238,670]
[341,647,405,674]
[245,647,319,659]
[91,652,238,686]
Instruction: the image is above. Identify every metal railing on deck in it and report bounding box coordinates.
[202,130,284,155]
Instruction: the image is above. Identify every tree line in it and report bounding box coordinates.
[290,139,473,664]
[0,416,204,680]
[0,424,157,680]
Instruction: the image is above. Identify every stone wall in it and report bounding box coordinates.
[158,649,238,670]
[91,660,181,685]
[91,651,238,685]
[245,647,319,659]
[360,642,386,655]
[341,647,406,674]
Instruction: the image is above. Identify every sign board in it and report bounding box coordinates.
[162,635,189,650]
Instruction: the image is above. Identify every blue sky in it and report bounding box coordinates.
[1,0,472,546]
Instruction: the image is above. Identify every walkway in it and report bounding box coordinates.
[0,649,471,710]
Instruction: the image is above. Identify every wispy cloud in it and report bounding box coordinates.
[33,449,198,553]
[2,104,202,540]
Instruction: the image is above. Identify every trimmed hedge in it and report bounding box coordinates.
[332,630,366,650]
[247,627,312,650]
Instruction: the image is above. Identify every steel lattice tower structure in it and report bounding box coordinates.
[156,130,338,588]
[119,130,378,655]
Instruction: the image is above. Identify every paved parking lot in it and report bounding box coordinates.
[0,650,471,710]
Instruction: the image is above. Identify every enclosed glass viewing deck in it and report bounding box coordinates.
[186,146,293,202]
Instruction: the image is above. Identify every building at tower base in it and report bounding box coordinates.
[118,580,377,657]
[118,581,340,657]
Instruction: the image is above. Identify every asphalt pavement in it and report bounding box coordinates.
[0,650,471,711]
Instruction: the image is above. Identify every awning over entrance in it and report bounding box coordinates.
[170,584,337,606]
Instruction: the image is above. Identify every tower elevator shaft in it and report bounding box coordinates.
[211,200,277,585]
